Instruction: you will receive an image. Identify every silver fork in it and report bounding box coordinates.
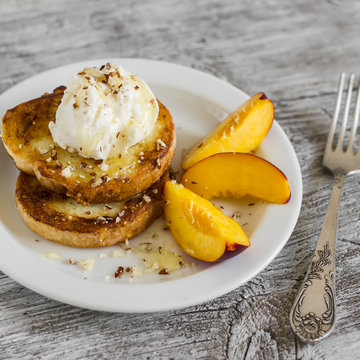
[289,73,360,344]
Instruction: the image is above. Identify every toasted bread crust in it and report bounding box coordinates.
[15,171,169,247]
[2,87,176,204]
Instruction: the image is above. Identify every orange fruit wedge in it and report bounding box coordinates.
[163,181,250,262]
[181,153,291,204]
[182,92,274,169]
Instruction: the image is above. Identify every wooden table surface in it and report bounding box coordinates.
[1,1,360,359]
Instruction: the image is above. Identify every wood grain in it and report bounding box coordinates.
[1,0,360,359]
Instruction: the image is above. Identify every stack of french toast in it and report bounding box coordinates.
[1,85,176,247]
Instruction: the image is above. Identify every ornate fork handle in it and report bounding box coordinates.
[289,172,345,343]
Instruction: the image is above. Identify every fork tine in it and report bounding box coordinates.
[327,73,346,152]
[348,76,360,153]
[336,73,355,151]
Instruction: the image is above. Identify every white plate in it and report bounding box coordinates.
[0,59,302,313]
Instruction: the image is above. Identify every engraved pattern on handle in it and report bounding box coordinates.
[290,243,335,343]
[289,173,344,344]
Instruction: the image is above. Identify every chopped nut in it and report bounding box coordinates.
[61,166,72,178]
[78,258,95,271]
[91,178,103,188]
[51,149,57,160]
[231,210,242,219]
[159,268,169,275]
[143,194,151,203]
[131,266,143,277]
[111,249,125,258]
[42,252,62,260]
[156,138,166,150]
[101,174,109,182]
[100,162,109,171]
[96,216,108,224]
[39,147,49,155]
[55,161,63,170]
[68,257,77,265]
[114,266,124,278]
[140,242,152,252]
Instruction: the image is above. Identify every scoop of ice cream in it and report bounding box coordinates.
[49,62,159,161]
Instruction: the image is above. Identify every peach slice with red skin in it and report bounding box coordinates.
[181,153,291,204]
[163,181,250,262]
[182,92,274,169]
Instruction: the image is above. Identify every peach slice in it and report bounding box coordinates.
[182,92,274,169]
[181,153,291,204]
[163,181,250,262]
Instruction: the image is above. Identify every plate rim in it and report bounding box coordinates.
[0,58,303,313]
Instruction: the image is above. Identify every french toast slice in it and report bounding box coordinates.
[2,87,176,204]
[15,170,169,247]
